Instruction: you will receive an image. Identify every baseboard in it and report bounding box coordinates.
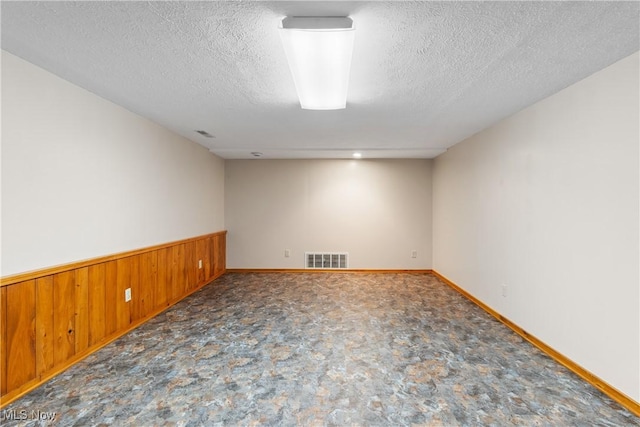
[226,268,433,274]
[431,270,640,417]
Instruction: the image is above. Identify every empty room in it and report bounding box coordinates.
[1,1,638,425]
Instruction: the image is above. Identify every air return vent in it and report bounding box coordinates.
[195,130,215,138]
[305,252,348,269]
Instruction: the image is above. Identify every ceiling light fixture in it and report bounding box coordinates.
[353,152,362,159]
[279,17,355,110]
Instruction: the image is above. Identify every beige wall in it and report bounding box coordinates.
[225,159,432,269]
[432,52,639,401]
[1,51,225,276]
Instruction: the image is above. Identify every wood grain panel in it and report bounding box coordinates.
[115,258,132,329]
[167,246,177,303]
[138,251,157,319]
[74,268,89,354]
[169,245,186,303]
[35,276,54,376]
[214,234,226,276]
[203,237,213,281]
[128,256,141,323]
[221,233,226,274]
[196,238,206,284]
[209,236,218,276]
[212,235,219,277]
[88,263,106,347]
[6,280,36,391]
[1,287,8,394]
[185,241,197,291]
[155,248,169,309]
[104,261,117,336]
[177,243,187,295]
[53,271,75,366]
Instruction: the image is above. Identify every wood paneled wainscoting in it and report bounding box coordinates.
[0,231,226,407]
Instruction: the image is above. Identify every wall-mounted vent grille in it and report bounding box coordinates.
[305,252,348,269]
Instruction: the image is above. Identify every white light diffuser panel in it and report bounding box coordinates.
[279,17,355,110]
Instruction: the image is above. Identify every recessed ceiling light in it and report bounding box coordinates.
[353,152,362,159]
[251,152,263,158]
[195,130,215,138]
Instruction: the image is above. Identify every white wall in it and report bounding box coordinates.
[225,159,432,269]
[433,52,639,402]
[1,51,225,276]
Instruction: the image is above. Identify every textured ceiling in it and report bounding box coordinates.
[2,1,639,159]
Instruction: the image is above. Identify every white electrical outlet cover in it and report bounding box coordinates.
[125,288,132,302]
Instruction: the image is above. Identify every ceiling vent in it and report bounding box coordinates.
[305,252,348,269]
[195,130,215,138]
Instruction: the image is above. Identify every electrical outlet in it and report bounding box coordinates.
[285,249,291,258]
[411,250,417,258]
[198,259,203,269]
[125,288,132,302]
[502,284,507,297]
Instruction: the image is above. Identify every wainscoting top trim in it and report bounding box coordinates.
[1,231,227,287]
[431,270,640,417]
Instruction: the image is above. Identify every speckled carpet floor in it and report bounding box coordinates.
[3,273,637,426]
